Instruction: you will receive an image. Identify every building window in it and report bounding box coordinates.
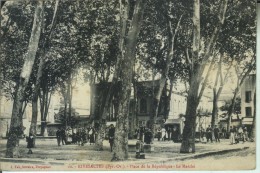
[139,98,147,114]
[107,105,116,121]
[139,121,146,127]
[245,107,252,117]
[245,91,252,103]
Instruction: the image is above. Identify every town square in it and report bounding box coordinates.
[0,0,257,171]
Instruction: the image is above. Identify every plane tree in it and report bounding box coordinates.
[203,0,256,134]
[179,0,229,153]
[4,0,44,158]
[135,0,188,136]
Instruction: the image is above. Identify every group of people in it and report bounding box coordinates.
[72,127,96,146]
[200,125,221,143]
[134,126,180,144]
[200,125,249,144]
[55,125,116,151]
[25,124,250,155]
[56,127,96,146]
[56,128,67,146]
[229,126,249,144]
[156,126,180,142]
[135,126,153,144]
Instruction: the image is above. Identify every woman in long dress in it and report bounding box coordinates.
[89,127,95,145]
[230,127,235,144]
[161,128,166,141]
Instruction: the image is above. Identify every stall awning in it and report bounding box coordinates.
[106,121,116,126]
[164,118,182,125]
[242,117,254,125]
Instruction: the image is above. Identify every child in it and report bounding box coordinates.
[201,130,207,144]
[26,133,34,154]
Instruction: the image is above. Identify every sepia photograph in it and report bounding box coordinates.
[0,0,258,171]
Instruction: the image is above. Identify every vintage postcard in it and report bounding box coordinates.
[0,0,258,171]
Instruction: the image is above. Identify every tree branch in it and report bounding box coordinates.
[197,53,215,101]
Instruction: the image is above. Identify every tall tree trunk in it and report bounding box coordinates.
[40,87,52,136]
[30,58,44,136]
[180,69,201,153]
[165,79,174,120]
[5,1,44,158]
[63,89,68,128]
[30,0,59,136]
[0,1,10,107]
[1,1,6,9]
[180,0,228,153]
[40,88,46,135]
[21,101,28,118]
[131,78,138,137]
[30,96,38,147]
[226,88,239,132]
[180,0,201,153]
[211,55,231,137]
[94,0,130,152]
[68,73,72,127]
[89,82,96,123]
[30,96,38,136]
[150,15,182,137]
[95,82,115,151]
[112,0,145,161]
[211,89,218,138]
[226,64,253,132]
[0,72,3,117]
[0,1,8,101]
[134,81,139,129]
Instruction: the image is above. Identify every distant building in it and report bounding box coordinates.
[91,80,216,138]
[196,95,213,131]
[0,97,31,137]
[0,80,91,137]
[91,80,186,136]
[240,74,256,131]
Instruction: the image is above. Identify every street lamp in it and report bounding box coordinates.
[151,57,156,138]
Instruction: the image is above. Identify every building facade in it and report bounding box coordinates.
[240,74,256,131]
[91,80,215,138]
[0,80,91,137]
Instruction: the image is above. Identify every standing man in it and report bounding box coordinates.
[88,127,95,145]
[108,124,115,152]
[243,127,248,142]
[172,126,179,142]
[214,125,220,142]
[61,128,67,145]
[146,129,153,144]
[221,127,227,139]
[56,128,62,146]
[166,127,171,141]
[161,127,166,141]
[157,128,162,141]
[26,133,34,154]
[230,126,235,144]
[139,126,144,142]
[206,125,213,143]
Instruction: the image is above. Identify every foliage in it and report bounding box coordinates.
[137,0,188,81]
[54,107,80,128]
[0,1,35,99]
[220,97,241,117]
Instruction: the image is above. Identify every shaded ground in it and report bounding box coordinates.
[160,147,256,171]
[0,138,256,171]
